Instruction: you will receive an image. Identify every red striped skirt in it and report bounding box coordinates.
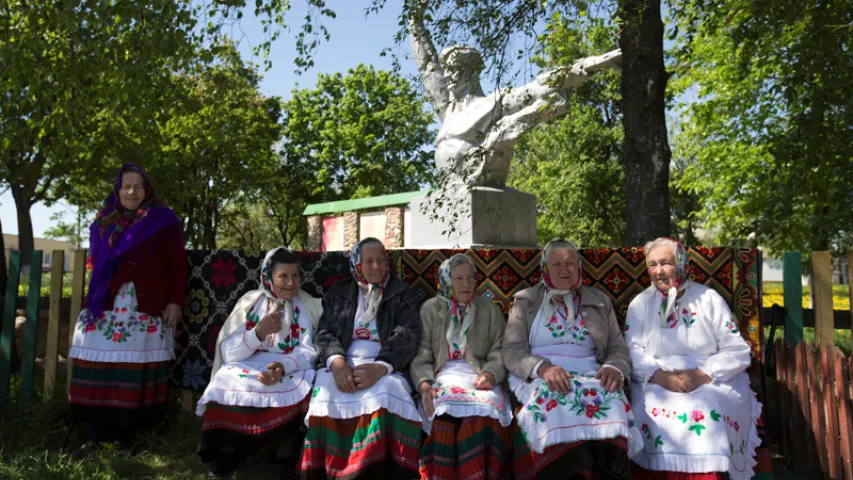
[418,415,512,480]
[299,408,421,479]
[68,359,169,428]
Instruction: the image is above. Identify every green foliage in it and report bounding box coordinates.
[669,0,853,256]
[509,19,626,247]
[264,64,435,247]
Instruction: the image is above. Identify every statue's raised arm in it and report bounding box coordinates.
[408,3,450,119]
[494,49,622,122]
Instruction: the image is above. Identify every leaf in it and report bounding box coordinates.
[710,410,721,422]
[677,413,688,424]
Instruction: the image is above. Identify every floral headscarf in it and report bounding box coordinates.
[437,254,477,359]
[247,247,298,338]
[649,238,692,328]
[350,238,389,326]
[540,238,583,332]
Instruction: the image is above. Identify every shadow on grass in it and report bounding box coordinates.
[0,389,207,480]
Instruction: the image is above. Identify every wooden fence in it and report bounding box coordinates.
[767,251,853,480]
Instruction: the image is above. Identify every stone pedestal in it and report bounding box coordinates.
[408,187,537,248]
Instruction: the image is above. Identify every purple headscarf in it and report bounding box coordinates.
[85,164,179,320]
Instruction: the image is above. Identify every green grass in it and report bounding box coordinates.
[0,378,207,480]
[763,326,852,356]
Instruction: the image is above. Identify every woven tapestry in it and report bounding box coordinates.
[173,247,762,392]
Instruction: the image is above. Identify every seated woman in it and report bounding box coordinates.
[196,247,322,478]
[410,253,513,480]
[503,239,642,480]
[300,237,422,479]
[626,238,761,480]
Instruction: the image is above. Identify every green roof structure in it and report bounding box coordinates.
[302,190,429,216]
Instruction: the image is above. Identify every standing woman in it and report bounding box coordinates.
[410,253,513,480]
[68,164,187,450]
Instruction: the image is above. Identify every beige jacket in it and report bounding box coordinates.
[409,294,507,388]
[501,283,631,382]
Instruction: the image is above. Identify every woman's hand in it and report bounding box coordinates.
[255,312,282,340]
[474,371,496,390]
[258,362,285,385]
[650,370,690,392]
[163,303,182,327]
[331,357,356,393]
[677,368,712,392]
[419,381,438,417]
[352,363,387,391]
[538,363,573,395]
[595,365,624,392]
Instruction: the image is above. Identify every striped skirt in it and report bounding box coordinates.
[68,359,170,428]
[512,418,631,480]
[299,407,421,479]
[198,398,308,463]
[418,415,512,480]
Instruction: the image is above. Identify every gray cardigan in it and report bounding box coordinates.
[501,283,631,382]
[409,294,507,388]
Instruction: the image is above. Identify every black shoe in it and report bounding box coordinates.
[70,441,103,460]
[207,455,238,479]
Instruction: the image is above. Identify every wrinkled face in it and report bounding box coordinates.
[119,171,145,211]
[361,244,387,284]
[646,246,678,293]
[271,262,300,300]
[450,262,476,303]
[545,248,579,291]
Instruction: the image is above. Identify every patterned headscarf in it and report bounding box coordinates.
[540,238,583,330]
[647,238,692,327]
[85,164,179,321]
[249,246,298,334]
[350,238,389,324]
[437,254,477,358]
[95,164,159,248]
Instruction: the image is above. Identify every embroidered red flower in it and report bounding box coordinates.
[692,410,705,422]
[290,324,300,335]
[147,325,158,333]
[651,408,659,417]
[210,256,239,290]
[139,314,149,320]
[121,307,128,313]
[734,422,740,432]
[85,323,96,332]
[583,389,596,397]
[98,313,106,319]
[241,369,250,374]
[586,404,600,418]
[624,402,631,413]
[546,399,558,412]
[112,333,121,341]
[245,321,257,330]
[450,387,466,395]
[284,346,295,355]
[537,396,545,405]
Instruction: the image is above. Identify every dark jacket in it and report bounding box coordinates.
[94,223,188,316]
[314,274,422,373]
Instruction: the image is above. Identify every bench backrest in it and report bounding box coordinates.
[173,247,762,391]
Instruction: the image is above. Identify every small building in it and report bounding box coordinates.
[303,190,427,251]
[3,235,78,272]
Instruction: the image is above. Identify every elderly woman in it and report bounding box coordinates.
[68,164,187,451]
[299,237,422,479]
[196,247,322,478]
[503,238,642,480]
[410,253,513,480]
[626,238,761,480]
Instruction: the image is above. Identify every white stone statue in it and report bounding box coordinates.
[409,7,622,188]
